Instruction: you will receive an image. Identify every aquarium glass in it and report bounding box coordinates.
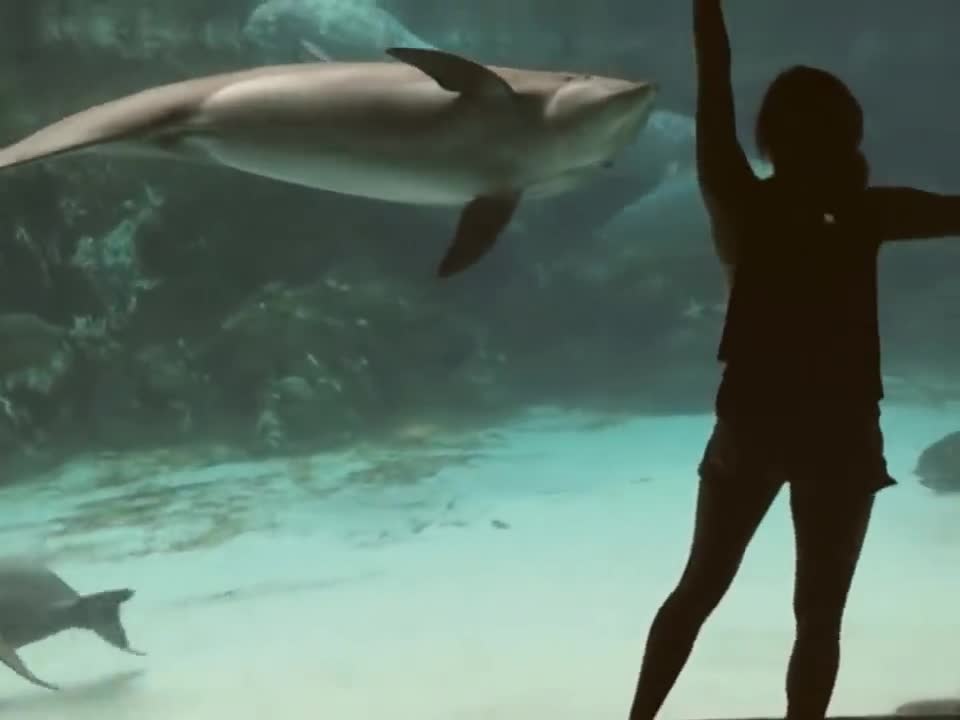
[0,1,957,718]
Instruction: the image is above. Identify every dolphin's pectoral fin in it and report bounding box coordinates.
[386,48,514,99]
[0,633,60,691]
[438,192,521,278]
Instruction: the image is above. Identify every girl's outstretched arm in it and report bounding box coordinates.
[865,187,960,242]
[694,0,758,270]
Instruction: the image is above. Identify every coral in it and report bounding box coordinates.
[70,185,164,330]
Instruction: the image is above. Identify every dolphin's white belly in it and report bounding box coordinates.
[195,134,488,205]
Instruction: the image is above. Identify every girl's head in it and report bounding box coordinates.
[755,66,868,193]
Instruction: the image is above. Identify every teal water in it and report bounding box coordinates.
[1,1,960,719]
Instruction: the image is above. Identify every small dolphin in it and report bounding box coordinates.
[244,0,437,61]
[597,155,772,268]
[0,559,144,691]
[611,109,697,188]
[515,109,698,242]
[895,697,960,716]
[0,48,657,277]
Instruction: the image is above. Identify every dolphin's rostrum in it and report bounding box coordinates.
[0,558,144,691]
[0,48,658,277]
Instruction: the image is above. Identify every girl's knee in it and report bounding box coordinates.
[793,601,845,638]
[665,573,732,622]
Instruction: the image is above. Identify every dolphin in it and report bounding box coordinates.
[894,697,960,716]
[0,47,658,277]
[914,430,960,494]
[244,0,437,61]
[0,558,145,691]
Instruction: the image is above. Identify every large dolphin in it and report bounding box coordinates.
[0,48,658,277]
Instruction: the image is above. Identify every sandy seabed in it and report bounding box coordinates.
[0,403,957,720]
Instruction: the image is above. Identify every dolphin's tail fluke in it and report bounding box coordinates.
[0,74,226,171]
[73,588,146,656]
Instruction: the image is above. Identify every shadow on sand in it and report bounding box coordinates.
[0,669,145,713]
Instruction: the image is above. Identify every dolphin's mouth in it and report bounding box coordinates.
[629,86,659,132]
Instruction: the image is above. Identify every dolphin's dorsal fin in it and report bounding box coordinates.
[0,633,60,690]
[386,48,514,99]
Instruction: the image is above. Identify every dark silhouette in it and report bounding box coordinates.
[628,2,960,719]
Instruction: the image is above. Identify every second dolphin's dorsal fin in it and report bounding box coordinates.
[386,47,514,99]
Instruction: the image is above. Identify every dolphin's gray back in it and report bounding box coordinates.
[0,562,76,601]
[0,63,331,171]
[0,57,588,175]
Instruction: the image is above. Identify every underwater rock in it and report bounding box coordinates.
[0,313,73,396]
[70,186,163,328]
[129,343,207,436]
[22,0,251,65]
[914,431,960,494]
[0,167,109,326]
[254,373,357,452]
[202,278,494,453]
[0,313,129,464]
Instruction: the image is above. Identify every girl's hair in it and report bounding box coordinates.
[755,65,864,162]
